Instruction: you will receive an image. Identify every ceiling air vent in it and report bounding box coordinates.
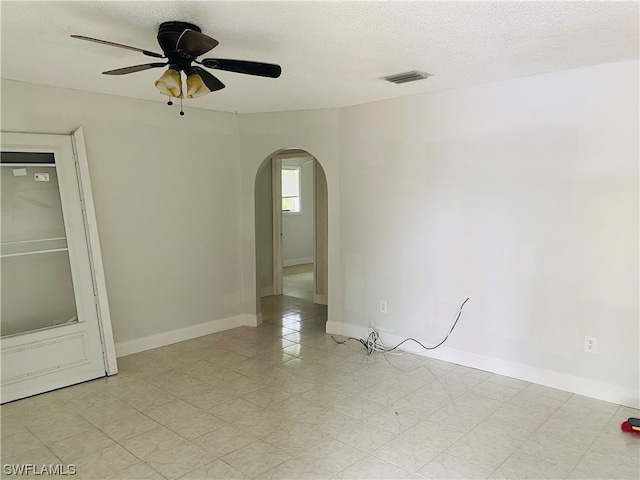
[382,70,433,84]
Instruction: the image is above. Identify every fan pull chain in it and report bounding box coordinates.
[180,97,184,116]
[167,97,173,106]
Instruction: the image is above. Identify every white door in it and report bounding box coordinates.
[1,132,108,403]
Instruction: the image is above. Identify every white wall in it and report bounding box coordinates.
[3,59,637,407]
[282,157,314,266]
[255,160,274,297]
[314,160,329,304]
[1,80,249,353]
[333,60,639,407]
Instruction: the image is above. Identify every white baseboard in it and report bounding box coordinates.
[313,294,328,305]
[283,257,314,267]
[325,321,639,409]
[325,321,364,341]
[115,314,257,357]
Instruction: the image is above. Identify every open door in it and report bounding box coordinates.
[1,131,116,403]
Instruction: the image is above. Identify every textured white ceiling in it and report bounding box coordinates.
[1,1,638,114]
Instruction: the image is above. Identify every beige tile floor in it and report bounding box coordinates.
[283,264,314,301]
[1,294,639,479]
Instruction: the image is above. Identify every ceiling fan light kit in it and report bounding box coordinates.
[72,21,282,115]
[155,68,182,97]
[185,72,210,99]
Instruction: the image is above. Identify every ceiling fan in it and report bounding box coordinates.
[72,21,281,114]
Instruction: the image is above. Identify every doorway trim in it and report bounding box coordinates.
[270,151,325,301]
[71,127,117,375]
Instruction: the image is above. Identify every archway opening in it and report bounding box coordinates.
[254,148,328,328]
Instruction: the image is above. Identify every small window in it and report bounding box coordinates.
[282,167,300,213]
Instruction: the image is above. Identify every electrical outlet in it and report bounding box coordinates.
[380,300,387,314]
[584,336,597,353]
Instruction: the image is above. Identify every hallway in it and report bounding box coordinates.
[261,290,326,334]
[282,263,314,301]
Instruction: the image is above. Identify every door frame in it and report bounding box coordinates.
[269,151,327,304]
[71,128,117,375]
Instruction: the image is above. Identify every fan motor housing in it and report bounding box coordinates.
[157,21,202,69]
[158,21,201,34]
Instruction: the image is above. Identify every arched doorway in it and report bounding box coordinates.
[254,149,328,321]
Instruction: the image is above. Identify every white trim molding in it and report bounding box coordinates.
[115,314,258,357]
[313,294,328,305]
[325,321,640,409]
[259,286,275,298]
[71,127,118,376]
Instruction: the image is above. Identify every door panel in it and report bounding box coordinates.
[2,163,78,336]
[1,133,107,403]
[1,251,77,336]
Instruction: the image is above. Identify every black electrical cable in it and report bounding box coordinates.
[331,335,369,351]
[381,297,470,352]
[332,297,470,354]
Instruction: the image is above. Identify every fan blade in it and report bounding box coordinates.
[201,59,281,78]
[193,67,225,92]
[71,35,164,58]
[176,30,219,57]
[103,63,167,75]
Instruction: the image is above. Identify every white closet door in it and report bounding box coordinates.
[1,133,107,403]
